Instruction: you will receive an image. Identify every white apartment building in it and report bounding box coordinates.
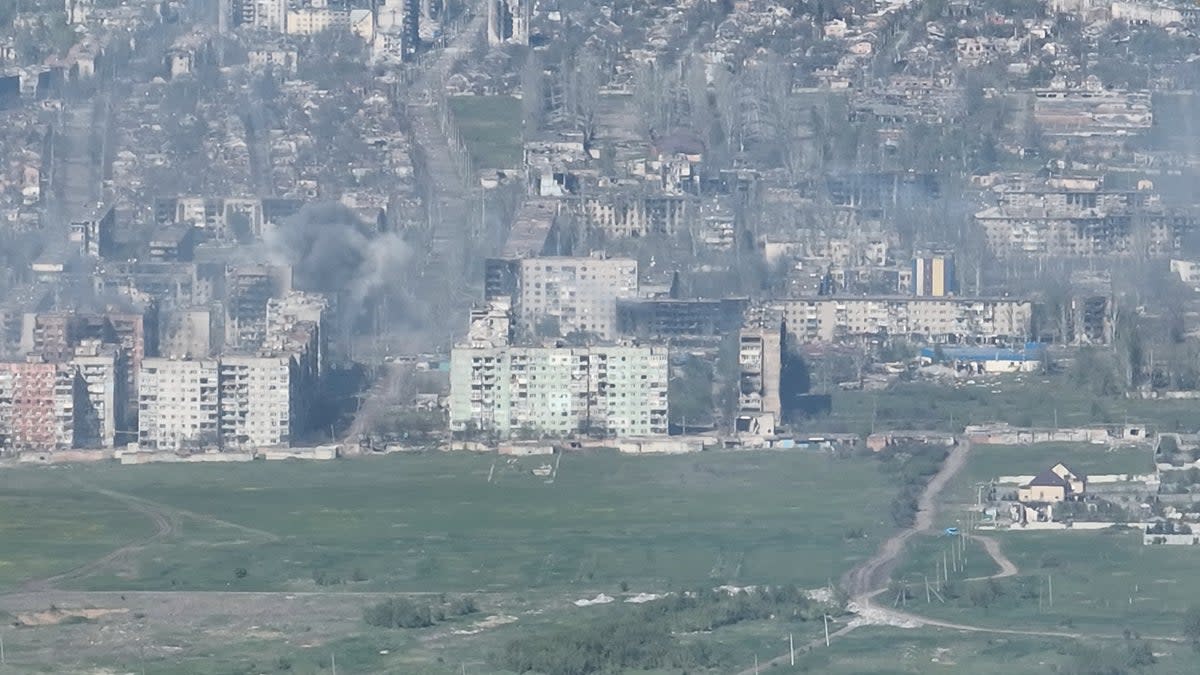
[518,256,637,340]
[71,342,125,448]
[219,355,294,449]
[250,0,287,32]
[778,297,1032,344]
[449,344,669,438]
[139,355,296,450]
[286,7,374,40]
[138,358,219,451]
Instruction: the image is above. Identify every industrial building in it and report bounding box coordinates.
[449,343,669,438]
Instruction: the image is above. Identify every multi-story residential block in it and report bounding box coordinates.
[286,7,374,40]
[486,0,529,46]
[19,307,158,427]
[738,309,783,425]
[974,176,1198,257]
[225,264,292,349]
[449,343,669,438]
[576,192,688,239]
[777,297,1033,345]
[518,256,637,340]
[71,341,127,449]
[912,254,956,297]
[138,352,305,451]
[265,291,326,377]
[0,357,84,451]
[138,358,220,451]
[218,355,295,449]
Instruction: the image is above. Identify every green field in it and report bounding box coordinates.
[817,376,1200,434]
[790,625,1193,674]
[887,530,1200,638]
[448,95,522,170]
[0,483,155,589]
[942,442,1155,506]
[0,451,904,594]
[0,451,905,673]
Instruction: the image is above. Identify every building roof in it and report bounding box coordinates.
[1025,468,1070,489]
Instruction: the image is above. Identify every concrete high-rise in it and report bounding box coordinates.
[486,0,529,46]
[517,256,638,341]
[449,343,669,438]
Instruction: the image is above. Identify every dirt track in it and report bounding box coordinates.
[967,534,1018,580]
[18,488,178,593]
[841,440,973,598]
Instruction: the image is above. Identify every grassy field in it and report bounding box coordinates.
[815,375,1199,434]
[789,625,1195,674]
[887,530,1200,638]
[3,451,904,594]
[941,442,1155,505]
[448,95,522,170]
[0,477,155,589]
[0,451,904,673]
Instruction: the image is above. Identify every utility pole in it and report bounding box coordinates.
[789,633,795,666]
[823,614,830,647]
[331,652,337,675]
[1048,574,1053,608]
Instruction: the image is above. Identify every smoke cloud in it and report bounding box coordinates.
[262,202,413,332]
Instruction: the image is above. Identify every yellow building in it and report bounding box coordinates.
[1018,463,1086,503]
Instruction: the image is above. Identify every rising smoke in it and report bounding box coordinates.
[262,202,414,334]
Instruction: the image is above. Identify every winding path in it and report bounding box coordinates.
[14,487,279,593]
[842,440,973,597]
[967,534,1018,581]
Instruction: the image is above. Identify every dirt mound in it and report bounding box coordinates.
[15,607,129,626]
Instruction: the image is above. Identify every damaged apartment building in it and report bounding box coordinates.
[448,302,669,438]
[736,308,784,436]
[974,175,1198,257]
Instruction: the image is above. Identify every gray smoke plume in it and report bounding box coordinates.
[262,202,413,331]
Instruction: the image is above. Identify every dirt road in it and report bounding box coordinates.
[18,488,178,593]
[842,440,973,598]
[15,487,279,593]
[967,534,1018,580]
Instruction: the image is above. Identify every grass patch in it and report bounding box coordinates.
[3,451,898,594]
[448,95,522,170]
[816,375,1200,434]
[943,442,1155,506]
[894,530,1200,637]
[792,625,1191,674]
[0,480,156,589]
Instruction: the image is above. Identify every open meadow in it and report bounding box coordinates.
[817,375,1200,434]
[0,450,902,673]
[877,435,1193,653]
[446,95,522,170]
